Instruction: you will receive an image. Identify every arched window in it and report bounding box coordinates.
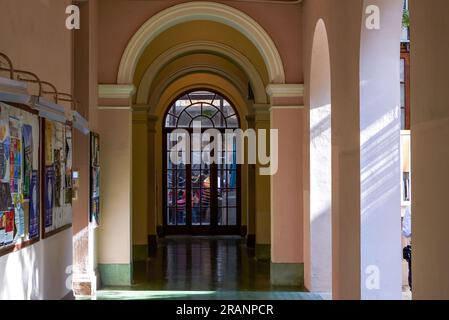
[165,91,239,129]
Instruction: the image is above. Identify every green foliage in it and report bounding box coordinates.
[403,9,410,28]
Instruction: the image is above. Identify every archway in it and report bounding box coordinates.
[308,19,332,295]
[117,1,285,84]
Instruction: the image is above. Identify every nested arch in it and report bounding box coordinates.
[118,1,285,85]
[136,41,268,104]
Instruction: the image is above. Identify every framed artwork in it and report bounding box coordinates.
[41,119,73,238]
[90,132,100,227]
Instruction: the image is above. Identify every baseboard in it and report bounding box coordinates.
[98,264,133,287]
[271,263,304,287]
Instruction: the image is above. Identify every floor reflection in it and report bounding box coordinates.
[126,236,304,292]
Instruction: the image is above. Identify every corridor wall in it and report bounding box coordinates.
[0,0,74,299]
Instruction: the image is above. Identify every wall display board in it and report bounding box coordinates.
[0,102,40,252]
[90,132,100,227]
[42,118,73,237]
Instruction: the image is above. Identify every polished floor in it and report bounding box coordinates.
[98,236,321,300]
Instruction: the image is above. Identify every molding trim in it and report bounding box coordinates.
[266,84,304,98]
[98,84,136,99]
[117,1,285,85]
[98,106,132,110]
[136,40,267,104]
[270,105,305,112]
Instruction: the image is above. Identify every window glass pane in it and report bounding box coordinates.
[165,114,177,127]
[218,189,227,207]
[218,207,226,226]
[178,112,192,127]
[167,207,176,225]
[167,170,176,188]
[227,115,239,128]
[400,59,405,82]
[176,206,187,225]
[228,189,237,207]
[167,189,176,207]
[202,104,218,118]
[401,83,405,107]
[222,100,235,117]
[228,208,237,226]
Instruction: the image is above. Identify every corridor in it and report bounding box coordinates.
[97,237,320,300]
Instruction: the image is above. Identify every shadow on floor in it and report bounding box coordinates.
[98,236,321,300]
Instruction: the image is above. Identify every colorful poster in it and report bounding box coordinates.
[9,117,22,195]
[4,210,14,244]
[0,211,4,246]
[29,171,39,239]
[90,133,100,226]
[54,149,62,207]
[45,166,55,228]
[45,120,54,166]
[22,124,33,199]
[13,193,24,239]
[0,105,10,183]
[0,183,12,211]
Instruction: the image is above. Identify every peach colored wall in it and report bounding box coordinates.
[97,0,302,84]
[271,108,304,264]
[0,0,73,94]
[97,109,132,264]
[410,0,449,300]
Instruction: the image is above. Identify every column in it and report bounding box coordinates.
[253,105,271,260]
[131,105,149,261]
[72,0,99,296]
[266,85,305,286]
[245,115,256,248]
[147,115,158,255]
[410,0,449,300]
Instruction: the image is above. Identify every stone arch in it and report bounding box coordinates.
[118,1,285,85]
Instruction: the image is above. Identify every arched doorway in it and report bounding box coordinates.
[308,19,332,295]
[163,90,241,235]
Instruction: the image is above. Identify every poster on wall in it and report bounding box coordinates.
[0,183,12,211]
[0,211,5,245]
[0,106,10,184]
[0,103,40,249]
[4,210,14,245]
[29,170,39,239]
[64,126,73,205]
[22,124,33,199]
[42,119,73,234]
[45,166,54,228]
[13,193,24,239]
[90,132,100,227]
[9,117,22,195]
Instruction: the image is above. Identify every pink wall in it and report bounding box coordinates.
[271,108,304,264]
[97,0,302,84]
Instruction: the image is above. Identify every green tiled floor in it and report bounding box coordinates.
[95,290,322,300]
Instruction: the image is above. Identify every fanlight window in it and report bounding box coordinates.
[165,91,239,128]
